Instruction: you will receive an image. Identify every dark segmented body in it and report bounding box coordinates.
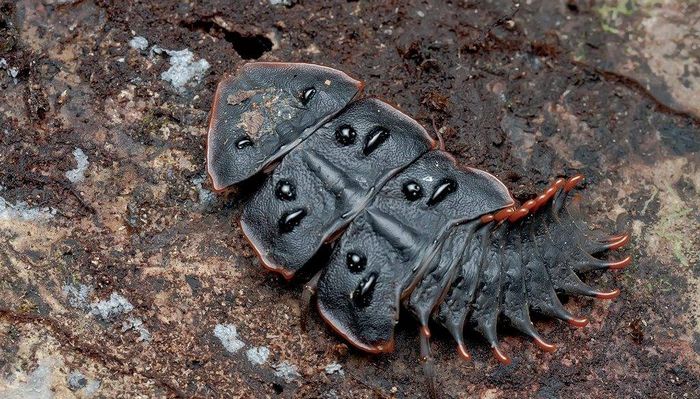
[207,62,631,365]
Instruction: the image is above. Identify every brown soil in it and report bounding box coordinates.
[0,1,698,398]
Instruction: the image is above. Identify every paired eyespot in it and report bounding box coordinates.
[402,178,458,205]
[300,87,316,105]
[335,124,390,155]
[352,272,378,308]
[346,251,374,307]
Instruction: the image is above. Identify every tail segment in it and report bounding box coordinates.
[436,175,631,363]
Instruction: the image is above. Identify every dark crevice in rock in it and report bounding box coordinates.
[181,19,272,60]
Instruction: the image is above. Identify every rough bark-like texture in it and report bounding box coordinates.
[0,1,698,398]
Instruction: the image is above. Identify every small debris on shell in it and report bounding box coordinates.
[227,90,258,106]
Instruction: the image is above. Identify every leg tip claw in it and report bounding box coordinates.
[608,255,632,270]
[421,325,432,339]
[492,346,512,365]
[457,343,472,362]
[564,174,585,192]
[595,288,621,300]
[607,234,630,250]
[533,337,557,353]
[567,317,590,328]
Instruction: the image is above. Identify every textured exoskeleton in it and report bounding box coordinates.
[316,151,515,351]
[241,98,435,278]
[207,62,632,371]
[207,62,363,189]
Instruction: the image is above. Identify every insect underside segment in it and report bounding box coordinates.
[207,62,631,363]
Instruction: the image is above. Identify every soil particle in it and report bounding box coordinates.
[227,89,258,106]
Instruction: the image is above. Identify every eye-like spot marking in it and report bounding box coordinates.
[346,252,366,273]
[402,181,423,201]
[300,87,316,105]
[335,124,357,146]
[275,180,296,201]
[236,136,253,149]
[427,178,458,206]
[363,127,390,156]
[352,272,378,308]
[279,208,307,233]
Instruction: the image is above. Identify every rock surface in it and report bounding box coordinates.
[0,0,698,398]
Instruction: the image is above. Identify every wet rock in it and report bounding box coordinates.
[1,1,698,397]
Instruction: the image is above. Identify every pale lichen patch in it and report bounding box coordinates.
[153,47,210,92]
[128,36,148,51]
[65,147,89,183]
[0,196,56,221]
[90,292,134,321]
[214,324,245,354]
[324,362,344,376]
[122,317,152,342]
[1,358,57,399]
[273,361,301,382]
[246,346,270,365]
[63,283,93,309]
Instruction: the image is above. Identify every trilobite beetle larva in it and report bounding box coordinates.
[206,62,631,376]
